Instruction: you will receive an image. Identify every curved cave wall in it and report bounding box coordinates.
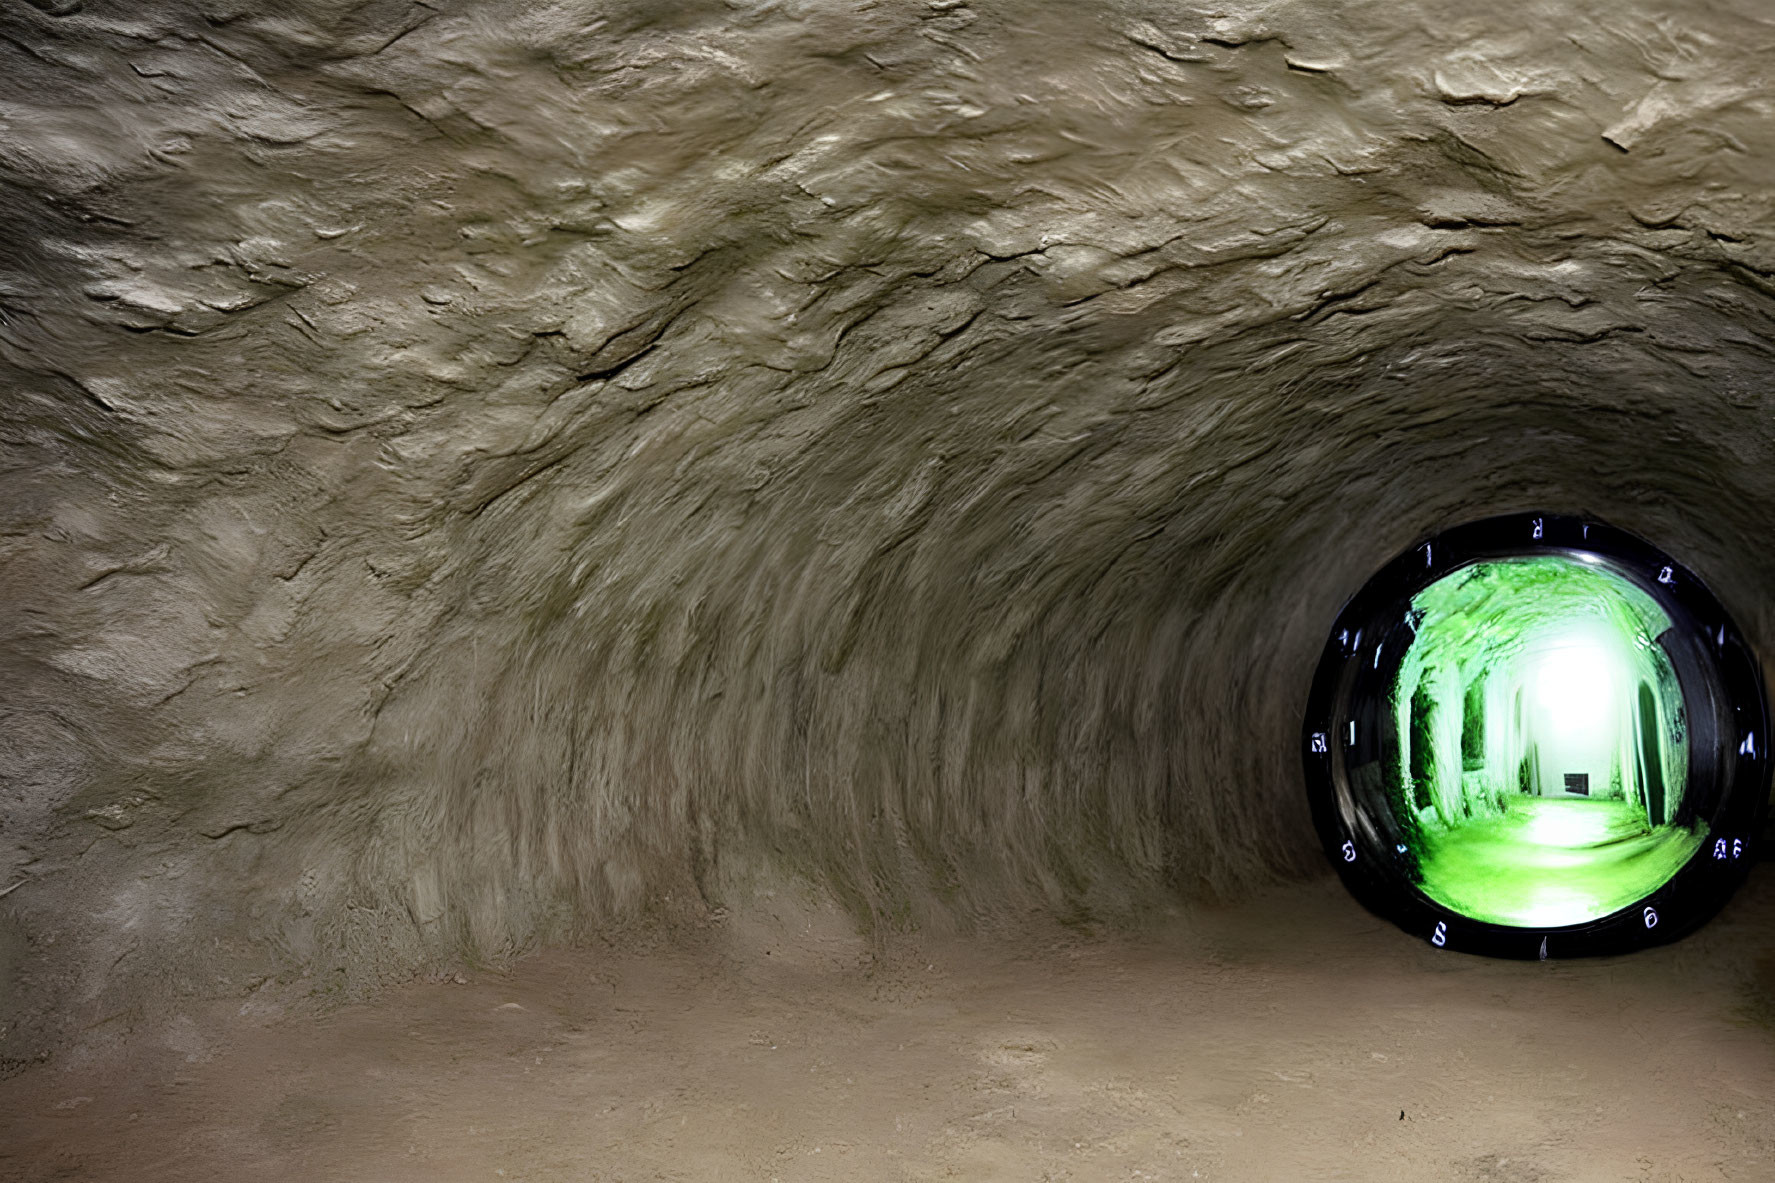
[3,0,1775,1057]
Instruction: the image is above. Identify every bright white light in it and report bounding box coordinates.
[1520,800,1620,847]
[1530,633,1617,735]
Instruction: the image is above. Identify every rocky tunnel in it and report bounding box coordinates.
[2,1,1774,1177]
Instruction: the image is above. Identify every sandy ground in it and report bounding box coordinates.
[3,869,1772,1183]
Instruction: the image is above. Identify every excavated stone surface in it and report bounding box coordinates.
[3,0,1775,1060]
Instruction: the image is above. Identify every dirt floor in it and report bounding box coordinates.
[4,869,1772,1183]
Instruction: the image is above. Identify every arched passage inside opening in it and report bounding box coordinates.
[1307,514,1768,957]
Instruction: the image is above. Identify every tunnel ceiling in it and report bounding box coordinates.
[3,0,1775,1056]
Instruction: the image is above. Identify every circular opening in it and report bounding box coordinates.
[1304,513,1769,958]
[1395,555,1697,928]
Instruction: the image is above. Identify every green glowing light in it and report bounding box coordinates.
[1385,556,1701,928]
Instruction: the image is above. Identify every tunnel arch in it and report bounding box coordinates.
[0,0,1774,1060]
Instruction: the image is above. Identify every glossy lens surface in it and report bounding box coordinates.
[1387,556,1702,927]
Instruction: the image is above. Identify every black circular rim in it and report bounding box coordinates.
[1303,511,1770,958]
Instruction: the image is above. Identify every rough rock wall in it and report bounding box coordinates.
[3,0,1775,1059]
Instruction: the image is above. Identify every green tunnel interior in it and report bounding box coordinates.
[1384,556,1704,929]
